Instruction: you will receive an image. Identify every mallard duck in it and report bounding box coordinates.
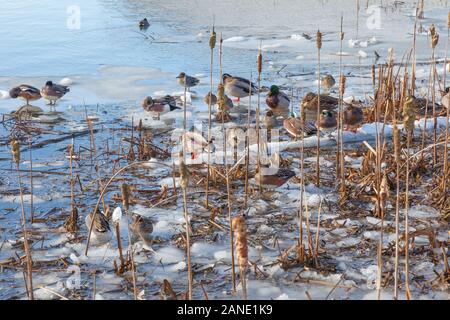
[222,73,258,103]
[264,110,277,129]
[139,18,150,29]
[129,214,154,246]
[283,115,317,138]
[85,210,112,245]
[300,92,338,120]
[204,92,217,106]
[343,105,364,132]
[142,95,180,120]
[316,110,337,138]
[322,75,336,91]
[265,85,290,117]
[9,85,41,105]
[176,72,199,91]
[41,81,70,106]
[255,166,296,189]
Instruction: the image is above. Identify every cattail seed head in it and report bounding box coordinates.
[10,139,20,164]
[217,83,225,109]
[447,12,450,29]
[179,154,190,190]
[121,183,131,211]
[209,28,216,50]
[67,144,74,157]
[316,30,322,49]
[429,24,439,48]
[403,96,418,132]
[340,31,344,41]
[257,50,262,75]
[339,74,346,96]
[232,216,248,271]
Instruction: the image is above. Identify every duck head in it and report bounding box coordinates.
[222,73,232,82]
[268,85,280,96]
[9,87,20,98]
[45,81,53,87]
[303,92,316,102]
[144,96,154,106]
[176,72,185,79]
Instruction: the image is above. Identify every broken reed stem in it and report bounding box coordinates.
[205,24,216,208]
[232,216,248,300]
[316,30,322,187]
[28,136,33,223]
[115,222,125,269]
[314,200,322,258]
[11,140,34,300]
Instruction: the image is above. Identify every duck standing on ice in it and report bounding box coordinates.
[176,72,199,91]
[222,73,258,104]
[142,95,181,120]
[41,81,70,109]
[9,85,41,105]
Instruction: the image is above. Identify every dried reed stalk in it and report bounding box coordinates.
[205,24,216,208]
[315,30,322,187]
[336,16,345,195]
[244,72,253,207]
[179,154,193,299]
[28,136,34,223]
[11,139,34,300]
[256,47,263,192]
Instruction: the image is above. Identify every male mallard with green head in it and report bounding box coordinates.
[41,81,70,107]
[176,72,199,91]
[265,85,290,118]
[9,85,41,105]
[222,73,258,103]
[343,105,364,132]
[142,95,180,120]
